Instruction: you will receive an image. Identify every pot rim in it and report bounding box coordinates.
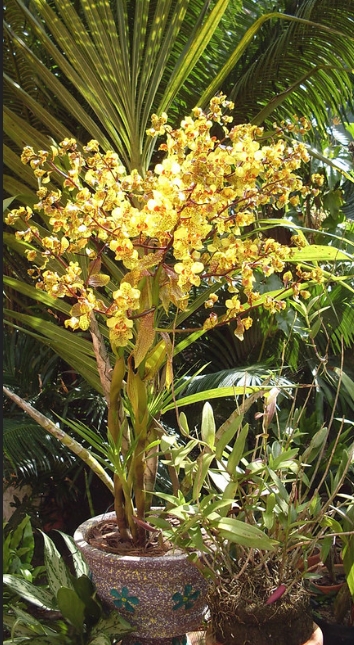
[73,511,198,563]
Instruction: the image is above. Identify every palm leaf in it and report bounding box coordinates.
[3,418,76,481]
[179,365,291,395]
[4,309,104,394]
[4,0,353,182]
[225,0,354,135]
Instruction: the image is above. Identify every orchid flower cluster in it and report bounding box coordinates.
[6,95,320,352]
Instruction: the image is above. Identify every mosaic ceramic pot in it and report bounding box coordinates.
[73,513,209,645]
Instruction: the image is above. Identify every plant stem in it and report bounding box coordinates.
[3,386,114,495]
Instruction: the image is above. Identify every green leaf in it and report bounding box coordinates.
[333,368,354,400]
[89,611,133,639]
[199,497,235,517]
[290,245,352,263]
[162,385,262,412]
[342,537,354,598]
[3,606,65,643]
[4,309,104,394]
[70,575,102,625]
[178,411,190,437]
[56,586,85,632]
[4,515,34,570]
[264,492,276,530]
[3,196,19,211]
[192,452,214,502]
[214,517,275,550]
[215,413,244,461]
[56,532,89,578]
[226,423,249,476]
[301,426,329,463]
[158,0,230,113]
[201,402,216,449]
[40,531,74,597]
[146,516,173,530]
[88,635,111,645]
[3,574,57,610]
[270,448,299,470]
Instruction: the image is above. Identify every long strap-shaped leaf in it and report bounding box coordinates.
[155,0,229,114]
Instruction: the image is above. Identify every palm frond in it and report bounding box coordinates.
[3,417,76,481]
[4,311,104,394]
[227,0,354,135]
[3,325,108,485]
[4,0,353,184]
[180,365,291,395]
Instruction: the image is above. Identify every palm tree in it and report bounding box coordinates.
[4,0,354,188]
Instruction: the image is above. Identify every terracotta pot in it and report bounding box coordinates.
[74,513,209,645]
[310,564,346,595]
[298,551,322,573]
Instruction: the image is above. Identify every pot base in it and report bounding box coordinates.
[121,635,191,645]
[121,625,323,645]
[204,623,323,645]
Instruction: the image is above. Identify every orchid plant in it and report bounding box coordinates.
[4,95,351,546]
[153,393,354,636]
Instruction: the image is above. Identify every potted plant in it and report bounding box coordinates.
[3,98,351,644]
[155,388,354,645]
[3,517,134,644]
[310,508,354,645]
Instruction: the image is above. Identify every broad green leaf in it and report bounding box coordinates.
[214,517,275,550]
[40,531,74,597]
[264,492,276,530]
[56,586,85,631]
[266,469,289,502]
[3,196,20,212]
[201,402,216,449]
[161,386,263,412]
[301,426,329,463]
[7,515,34,565]
[89,611,133,639]
[215,413,244,462]
[3,607,64,642]
[192,452,214,502]
[199,498,235,517]
[88,636,111,645]
[170,439,199,467]
[146,516,172,530]
[342,537,354,598]
[3,574,56,610]
[290,245,352,262]
[71,574,100,611]
[56,533,89,578]
[333,368,354,400]
[226,423,249,476]
[269,448,299,470]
